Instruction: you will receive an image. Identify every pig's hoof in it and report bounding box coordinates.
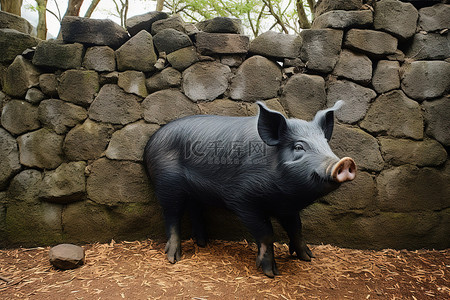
[290,241,315,261]
[261,260,279,278]
[165,241,181,264]
[257,257,279,278]
[196,237,207,248]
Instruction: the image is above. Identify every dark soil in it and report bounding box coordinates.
[1,239,449,299]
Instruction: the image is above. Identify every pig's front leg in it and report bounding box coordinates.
[234,208,279,277]
[277,213,315,261]
[256,236,279,278]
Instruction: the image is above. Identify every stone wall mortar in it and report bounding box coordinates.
[0,0,448,249]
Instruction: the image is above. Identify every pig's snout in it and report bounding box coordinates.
[331,157,356,183]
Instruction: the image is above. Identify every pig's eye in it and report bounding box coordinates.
[294,143,304,151]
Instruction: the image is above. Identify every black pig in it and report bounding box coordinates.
[143,101,356,277]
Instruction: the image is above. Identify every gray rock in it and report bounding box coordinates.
[220,55,245,67]
[151,15,186,35]
[83,46,116,72]
[360,90,423,140]
[0,128,21,189]
[0,29,40,63]
[88,84,142,125]
[182,61,231,102]
[49,244,85,270]
[423,98,450,147]
[283,58,306,68]
[142,89,200,125]
[61,201,112,244]
[39,74,58,97]
[418,4,450,32]
[99,71,119,85]
[312,10,373,29]
[3,55,40,98]
[320,171,376,210]
[301,203,374,250]
[299,29,343,73]
[1,100,40,135]
[106,121,160,161]
[401,61,450,101]
[115,30,157,72]
[58,70,100,107]
[166,46,199,71]
[362,211,446,250]
[315,0,362,16]
[86,158,151,205]
[386,49,405,62]
[280,74,326,120]
[153,28,193,54]
[38,99,87,134]
[25,88,45,104]
[230,55,282,102]
[344,29,397,57]
[372,60,400,93]
[7,169,42,203]
[146,67,181,93]
[332,49,372,84]
[0,91,6,116]
[5,200,63,247]
[379,138,447,167]
[326,80,377,124]
[246,99,287,117]
[196,32,249,55]
[118,71,148,98]
[32,40,84,69]
[405,33,450,60]
[61,16,129,49]
[64,119,114,161]
[374,0,418,40]
[0,11,34,34]
[249,31,302,59]
[377,165,449,212]
[126,11,168,36]
[197,17,242,34]
[17,128,64,169]
[39,162,86,204]
[197,99,250,117]
[330,124,384,172]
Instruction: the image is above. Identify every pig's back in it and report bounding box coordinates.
[144,114,278,204]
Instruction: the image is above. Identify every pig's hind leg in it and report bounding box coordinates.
[188,199,208,247]
[277,213,314,261]
[157,183,187,264]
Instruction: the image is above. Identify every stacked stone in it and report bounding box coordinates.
[0,0,449,250]
[303,0,450,250]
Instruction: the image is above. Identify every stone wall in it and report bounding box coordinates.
[0,0,449,249]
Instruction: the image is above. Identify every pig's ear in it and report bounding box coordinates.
[313,100,344,141]
[257,102,287,146]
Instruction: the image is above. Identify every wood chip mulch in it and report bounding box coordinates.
[0,239,449,299]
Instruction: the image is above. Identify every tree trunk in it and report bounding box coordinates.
[84,0,101,18]
[64,0,84,17]
[307,0,315,18]
[1,0,23,16]
[156,0,164,11]
[36,0,47,39]
[296,0,311,29]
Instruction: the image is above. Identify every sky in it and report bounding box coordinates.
[22,0,158,38]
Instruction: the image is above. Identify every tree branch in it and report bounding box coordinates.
[262,0,289,33]
[296,0,311,29]
[84,0,101,18]
[307,0,315,18]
